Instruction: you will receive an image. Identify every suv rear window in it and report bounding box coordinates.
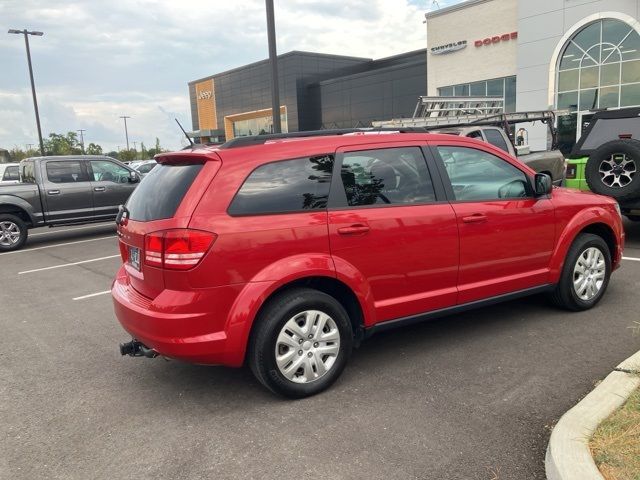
[126,163,203,221]
[228,155,334,216]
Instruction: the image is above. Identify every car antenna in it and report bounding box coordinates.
[175,118,194,147]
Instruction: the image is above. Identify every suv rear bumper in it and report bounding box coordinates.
[111,267,246,366]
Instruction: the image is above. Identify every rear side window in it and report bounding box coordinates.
[3,166,19,181]
[482,129,510,153]
[228,155,334,216]
[46,161,90,183]
[21,162,35,183]
[126,163,203,221]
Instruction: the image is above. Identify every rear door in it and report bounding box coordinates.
[328,143,459,324]
[88,159,138,220]
[40,159,93,223]
[430,140,555,304]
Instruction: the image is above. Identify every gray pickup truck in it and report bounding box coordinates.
[0,155,140,251]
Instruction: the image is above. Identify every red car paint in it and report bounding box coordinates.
[112,133,624,366]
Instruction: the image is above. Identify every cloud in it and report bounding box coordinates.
[0,0,456,152]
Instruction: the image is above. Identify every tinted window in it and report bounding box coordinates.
[46,161,89,183]
[21,162,35,183]
[339,147,435,207]
[90,160,130,183]
[136,163,157,174]
[126,163,203,221]
[228,155,333,216]
[3,166,19,181]
[437,146,530,201]
[482,129,510,152]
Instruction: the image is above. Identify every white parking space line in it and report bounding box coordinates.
[73,290,111,301]
[0,236,117,256]
[18,255,120,275]
[622,256,640,262]
[29,223,115,237]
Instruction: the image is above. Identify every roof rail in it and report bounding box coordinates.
[217,127,431,149]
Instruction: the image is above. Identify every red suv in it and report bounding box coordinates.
[112,131,624,398]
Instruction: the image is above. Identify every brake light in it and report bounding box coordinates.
[144,229,215,270]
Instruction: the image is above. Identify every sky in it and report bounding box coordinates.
[1,0,462,153]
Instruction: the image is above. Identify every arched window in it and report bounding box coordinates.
[556,19,640,112]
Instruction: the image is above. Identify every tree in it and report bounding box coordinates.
[86,143,103,155]
[118,149,137,162]
[44,132,82,155]
[106,151,119,160]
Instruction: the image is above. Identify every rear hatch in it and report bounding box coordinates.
[117,152,220,299]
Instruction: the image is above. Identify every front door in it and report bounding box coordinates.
[88,159,137,220]
[431,142,556,304]
[40,159,93,223]
[328,143,459,325]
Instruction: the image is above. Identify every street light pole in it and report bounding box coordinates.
[119,116,131,151]
[9,29,45,156]
[77,129,86,154]
[265,0,281,134]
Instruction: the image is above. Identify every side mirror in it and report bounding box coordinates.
[534,173,552,196]
[128,171,140,183]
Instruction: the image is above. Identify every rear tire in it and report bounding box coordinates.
[0,214,28,252]
[585,139,640,201]
[248,288,353,398]
[550,233,611,311]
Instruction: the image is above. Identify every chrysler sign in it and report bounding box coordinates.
[430,40,467,55]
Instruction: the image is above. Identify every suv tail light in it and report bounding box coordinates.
[144,229,216,270]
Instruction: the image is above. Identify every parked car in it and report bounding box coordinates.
[434,126,566,186]
[130,159,157,177]
[0,155,140,251]
[113,130,623,398]
[565,107,640,221]
[0,163,20,184]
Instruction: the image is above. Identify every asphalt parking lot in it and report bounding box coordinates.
[2,220,640,480]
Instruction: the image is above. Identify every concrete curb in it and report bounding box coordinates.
[545,350,640,480]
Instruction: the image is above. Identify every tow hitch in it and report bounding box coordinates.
[119,339,158,358]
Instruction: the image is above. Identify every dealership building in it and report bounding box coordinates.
[189,0,640,152]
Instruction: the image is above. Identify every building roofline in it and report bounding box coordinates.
[425,0,494,19]
[188,50,372,85]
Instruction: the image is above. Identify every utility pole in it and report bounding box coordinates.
[119,116,131,151]
[265,0,281,134]
[8,29,45,156]
[77,129,86,154]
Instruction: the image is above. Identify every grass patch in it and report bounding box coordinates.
[590,387,640,480]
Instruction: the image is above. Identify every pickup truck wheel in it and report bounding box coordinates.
[549,233,611,311]
[585,139,640,201]
[248,288,353,398]
[0,214,28,252]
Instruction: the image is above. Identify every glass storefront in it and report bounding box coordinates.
[437,76,517,112]
[232,113,288,137]
[556,18,640,153]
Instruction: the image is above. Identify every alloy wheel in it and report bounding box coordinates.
[275,310,341,384]
[0,221,21,247]
[598,153,636,188]
[573,247,606,301]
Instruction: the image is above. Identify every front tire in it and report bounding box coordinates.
[0,214,28,252]
[550,233,611,311]
[248,288,353,398]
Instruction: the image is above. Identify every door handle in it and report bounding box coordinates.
[337,224,370,235]
[462,214,488,224]
[47,190,60,195]
[94,187,106,192]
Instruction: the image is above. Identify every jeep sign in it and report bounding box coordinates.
[198,90,213,100]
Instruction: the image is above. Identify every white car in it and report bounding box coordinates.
[0,163,20,184]
[131,159,157,177]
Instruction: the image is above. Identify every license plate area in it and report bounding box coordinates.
[128,245,141,271]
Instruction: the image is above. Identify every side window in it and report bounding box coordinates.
[467,130,483,139]
[437,146,531,201]
[21,162,35,183]
[482,129,510,153]
[228,155,334,215]
[3,166,19,181]
[46,161,89,183]
[339,147,435,207]
[90,160,130,183]
[137,163,156,174]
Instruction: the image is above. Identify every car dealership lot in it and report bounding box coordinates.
[2,221,640,480]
